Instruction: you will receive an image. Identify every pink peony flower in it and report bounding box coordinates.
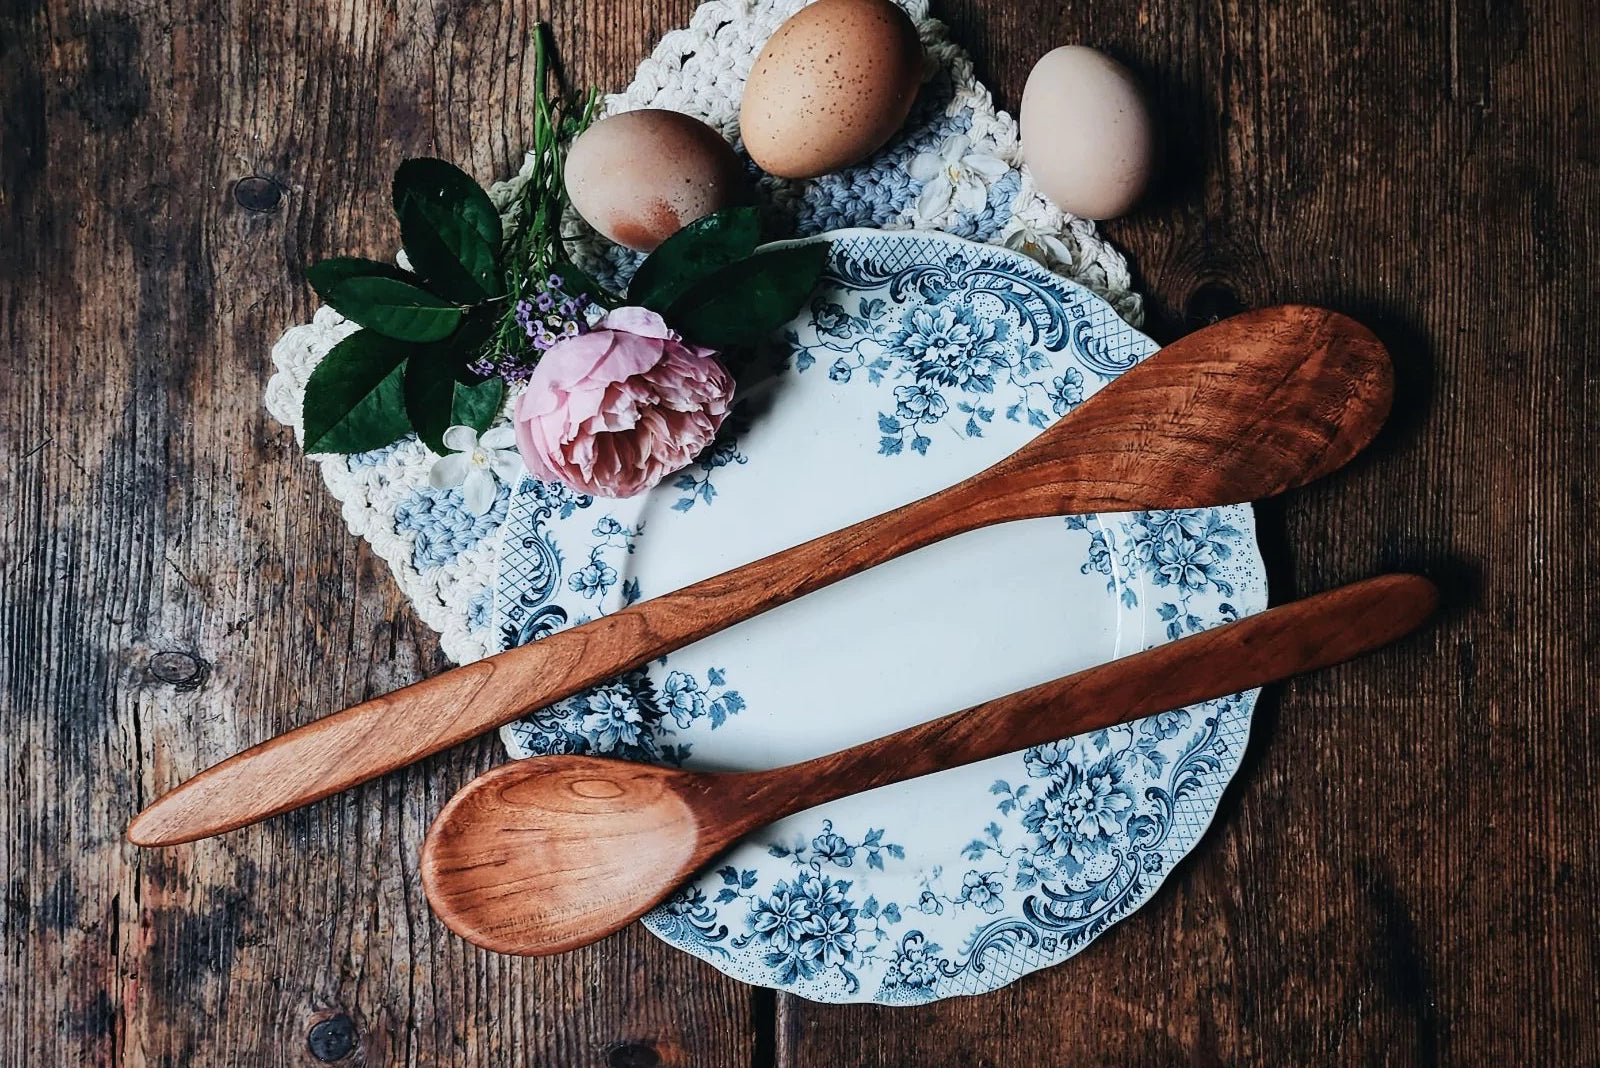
[512,306,735,498]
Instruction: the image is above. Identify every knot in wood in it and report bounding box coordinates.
[233,175,282,212]
[147,650,208,689]
[306,1013,357,1062]
[605,1041,661,1068]
[1182,282,1247,330]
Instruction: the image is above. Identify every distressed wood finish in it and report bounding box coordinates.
[422,575,1436,957]
[0,2,754,1066]
[2,0,1596,1065]
[776,2,1600,1066]
[129,304,1391,848]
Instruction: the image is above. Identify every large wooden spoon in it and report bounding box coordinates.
[421,574,1436,956]
[127,305,1392,847]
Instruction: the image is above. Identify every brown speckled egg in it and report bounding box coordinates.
[1020,47,1154,220]
[740,0,923,179]
[564,109,744,252]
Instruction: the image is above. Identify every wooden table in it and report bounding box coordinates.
[3,0,1595,1063]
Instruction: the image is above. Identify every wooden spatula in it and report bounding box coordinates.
[127,305,1392,847]
[420,573,1437,956]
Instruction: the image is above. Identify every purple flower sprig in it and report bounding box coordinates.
[470,273,598,384]
[520,274,594,350]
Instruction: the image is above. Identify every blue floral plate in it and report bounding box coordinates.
[491,229,1267,1003]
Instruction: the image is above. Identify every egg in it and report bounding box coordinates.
[740,0,923,179]
[564,109,744,252]
[1020,47,1154,220]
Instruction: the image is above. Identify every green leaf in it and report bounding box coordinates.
[666,241,830,348]
[302,330,413,454]
[306,258,463,342]
[393,158,505,303]
[404,353,506,455]
[402,310,505,454]
[306,256,412,295]
[628,207,762,313]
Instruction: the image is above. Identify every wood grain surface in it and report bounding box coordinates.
[1,0,1594,1065]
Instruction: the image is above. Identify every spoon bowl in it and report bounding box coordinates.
[422,759,725,955]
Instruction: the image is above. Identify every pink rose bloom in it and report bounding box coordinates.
[513,306,735,498]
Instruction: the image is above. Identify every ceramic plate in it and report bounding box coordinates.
[491,229,1267,1003]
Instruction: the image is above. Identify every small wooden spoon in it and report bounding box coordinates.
[127,305,1392,847]
[421,574,1437,956]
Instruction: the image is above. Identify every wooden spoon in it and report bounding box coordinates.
[421,574,1437,956]
[127,305,1392,847]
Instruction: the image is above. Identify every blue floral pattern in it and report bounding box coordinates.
[566,516,643,602]
[669,427,750,513]
[781,240,1145,461]
[496,479,744,767]
[719,821,908,993]
[493,230,1266,1003]
[504,664,746,767]
[1071,508,1246,639]
[495,479,594,650]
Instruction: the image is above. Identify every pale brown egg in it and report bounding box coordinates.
[1020,47,1154,220]
[740,0,923,180]
[564,109,744,252]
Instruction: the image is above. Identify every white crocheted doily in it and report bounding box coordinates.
[264,0,1141,667]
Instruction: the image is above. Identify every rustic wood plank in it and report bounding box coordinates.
[3,0,1596,1063]
[1,0,758,1065]
[775,0,1599,1063]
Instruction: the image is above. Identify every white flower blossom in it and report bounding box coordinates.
[908,134,1009,220]
[428,424,521,515]
[1003,218,1074,268]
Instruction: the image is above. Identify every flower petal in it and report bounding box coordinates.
[428,453,470,489]
[512,394,562,483]
[942,133,971,162]
[528,330,623,392]
[489,449,523,482]
[479,424,517,450]
[462,468,496,515]
[510,311,734,499]
[916,177,953,219]
[599,305,675,340]
[954,175,988,215]
[963,152,1010,181]
[907,151,944,181]
[441,425,479,453]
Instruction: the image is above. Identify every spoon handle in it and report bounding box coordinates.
[123,476,1015,847]
[741,574,1437,819]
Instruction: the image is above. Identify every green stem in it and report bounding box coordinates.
[476,24,608,374]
